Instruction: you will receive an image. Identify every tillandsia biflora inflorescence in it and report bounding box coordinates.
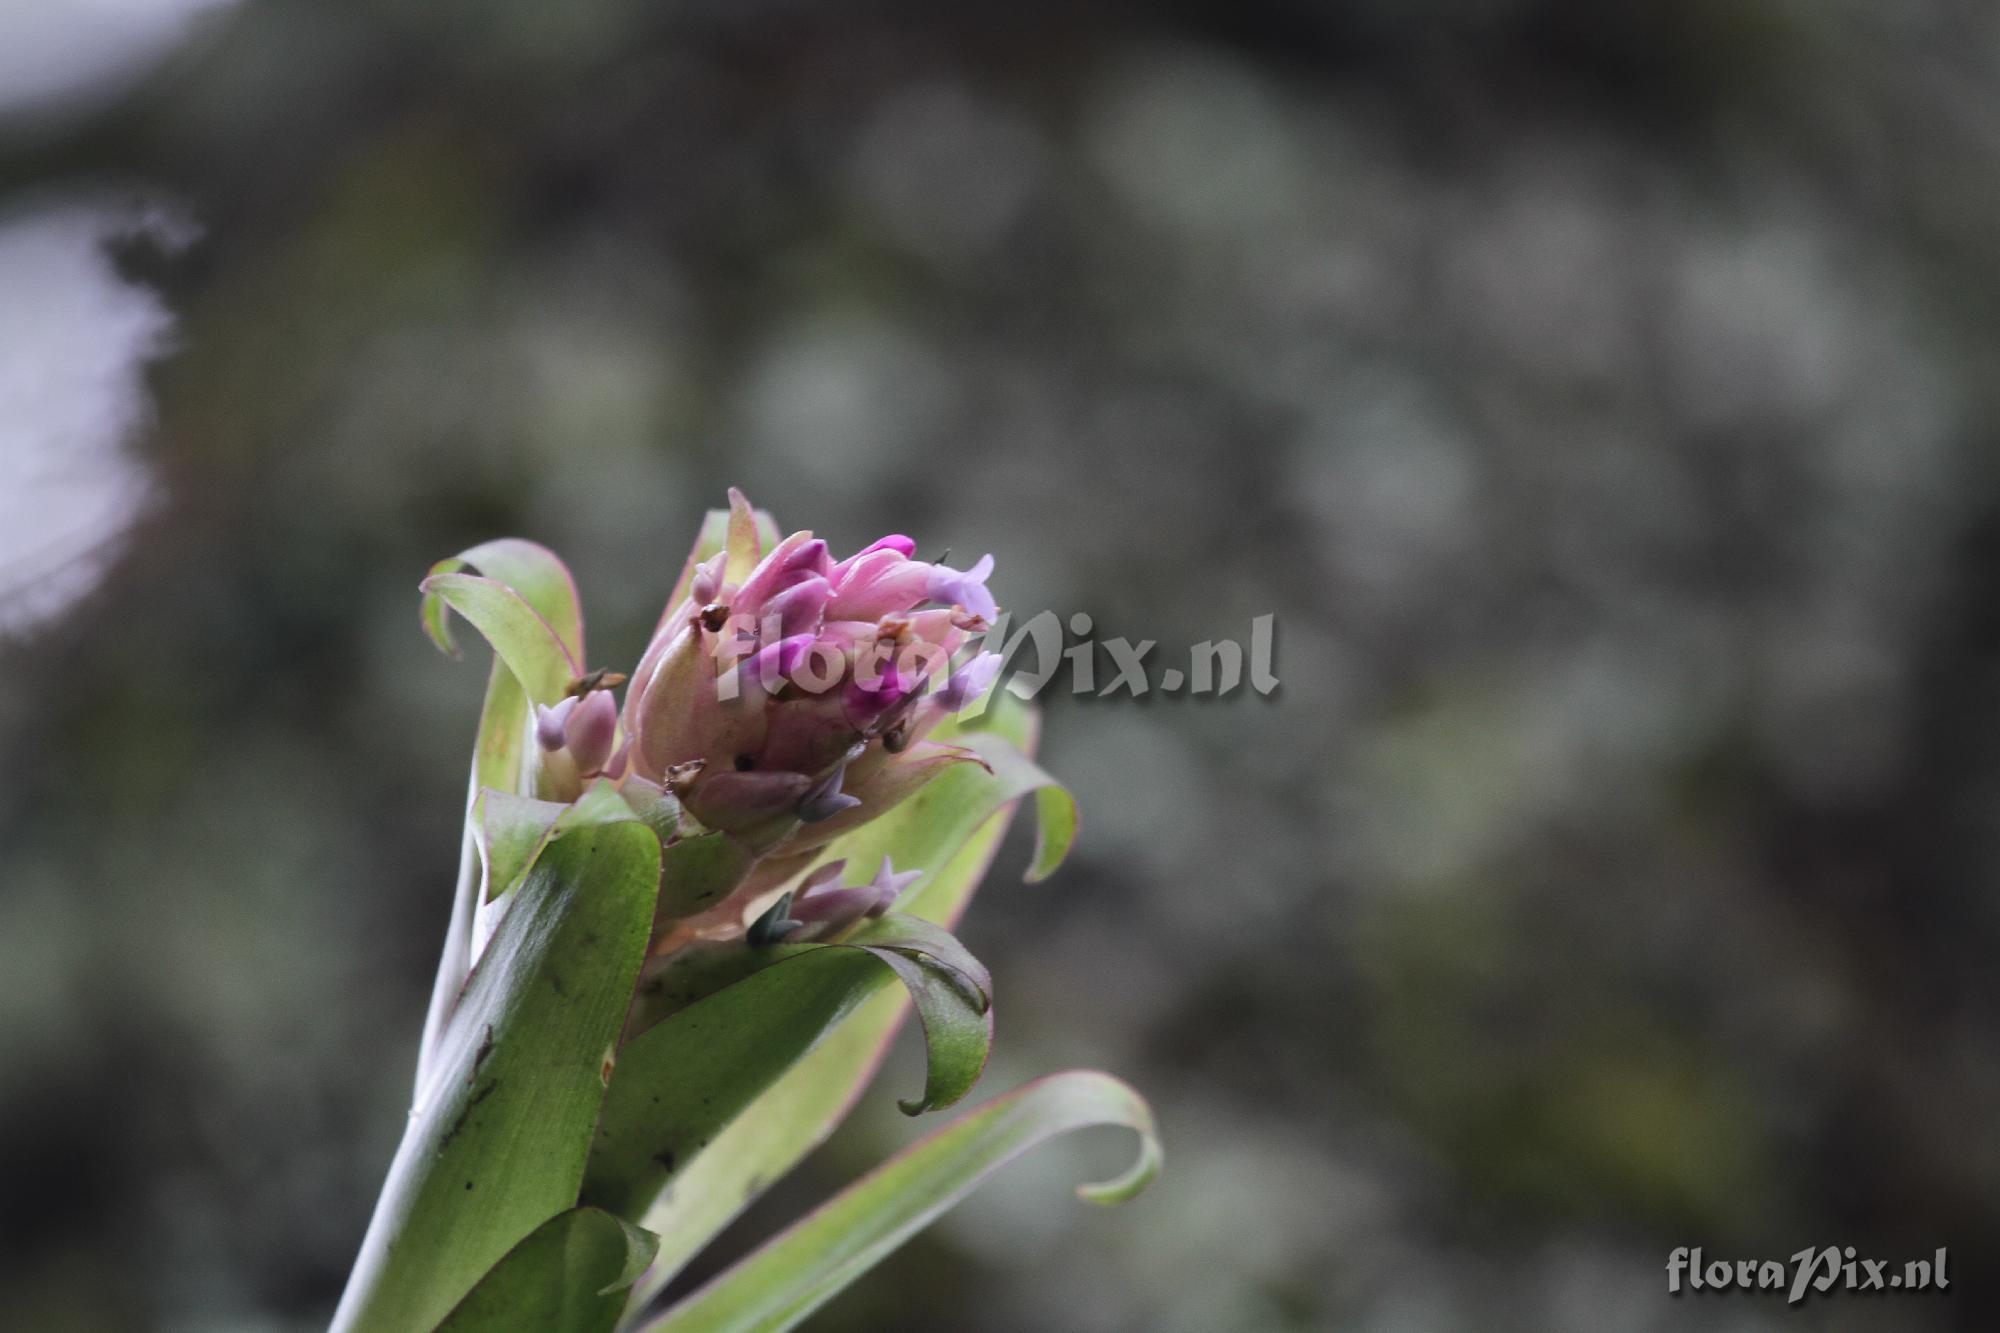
[331,492,1159,1333]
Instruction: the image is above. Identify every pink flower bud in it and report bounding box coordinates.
[788,855,920,939]
[616,494,1006,930]
[564,689,619,776]
[536,697,577,752]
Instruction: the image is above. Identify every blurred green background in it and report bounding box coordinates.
[5,2,2000,1330]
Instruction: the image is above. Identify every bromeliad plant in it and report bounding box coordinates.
[331,491,1158,1333]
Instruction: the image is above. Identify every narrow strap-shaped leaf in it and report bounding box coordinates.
[419,656,532,1091]
[423,537,586,668]
[847,914,992,1004]
[332,823,661,1333]
[854,946,990,1116]
[637,1071,1160,1333]
[970,729,1078,885]
[581,923,992,1220]
[414,540,591,1099]
[433,1207,658,1333]
[422,571,582,707]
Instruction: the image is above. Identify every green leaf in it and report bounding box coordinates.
[859,945,990,1116]
[967,727,1078,886]
[422,571,581,707]
[415,542,595,1085]
[847,914,991,1005]
[423,538,586,669]
[636,1071,1161,1333]
[620,697,1059,1309]
[653,831,758,924]
[580,915,992,1221]
[476,790,567,902]
[469,654,535,798]
[829,700,1079,911]
[476,780,644,905]
[418,656,533,1089]
[332,823,662,1333]
[433,1207,658,1333]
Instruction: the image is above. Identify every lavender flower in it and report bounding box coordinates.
[925,554,997,623]
[612,491,1003,938]
[534,687,621,779]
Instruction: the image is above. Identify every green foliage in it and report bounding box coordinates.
[582,913,992,1221]
[434,1208,658,1333]
[637,1071,1161,1333]
[333,825,662,1333]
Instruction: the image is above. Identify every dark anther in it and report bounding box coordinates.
[567,667,629,697]
[883,722,910,753]
[699,602,730,632]
[734,753,756,771]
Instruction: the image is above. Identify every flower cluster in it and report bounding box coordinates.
[529,492,1003,941]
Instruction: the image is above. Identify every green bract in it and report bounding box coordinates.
[331,499,1158,1333]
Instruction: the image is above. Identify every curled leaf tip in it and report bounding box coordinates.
[1023,784,1080,884]
[1076,1120,1163,1207]
[419,573,463,657]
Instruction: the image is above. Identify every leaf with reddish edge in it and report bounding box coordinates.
[422,571,581,707]
[422,537,586,668]
[634,1072,1160,1333]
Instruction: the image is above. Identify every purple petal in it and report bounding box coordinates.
[565,690,619,775]
[796,860,847,896]
[843,665,919,728]
[832,535,917,581]
[689,552,725,605]
[535,697,576,751]
[827,553,933,620]
[741,632,817,690]
[797,765,864,823]
[738,533,833,614]
[925,554,998,621]
[788,855,913,935]
[761,576,832,640]
[937,650,1003,712]
[864,854,923,908]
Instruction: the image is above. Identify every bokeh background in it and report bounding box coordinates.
[5,2,2000,1330]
